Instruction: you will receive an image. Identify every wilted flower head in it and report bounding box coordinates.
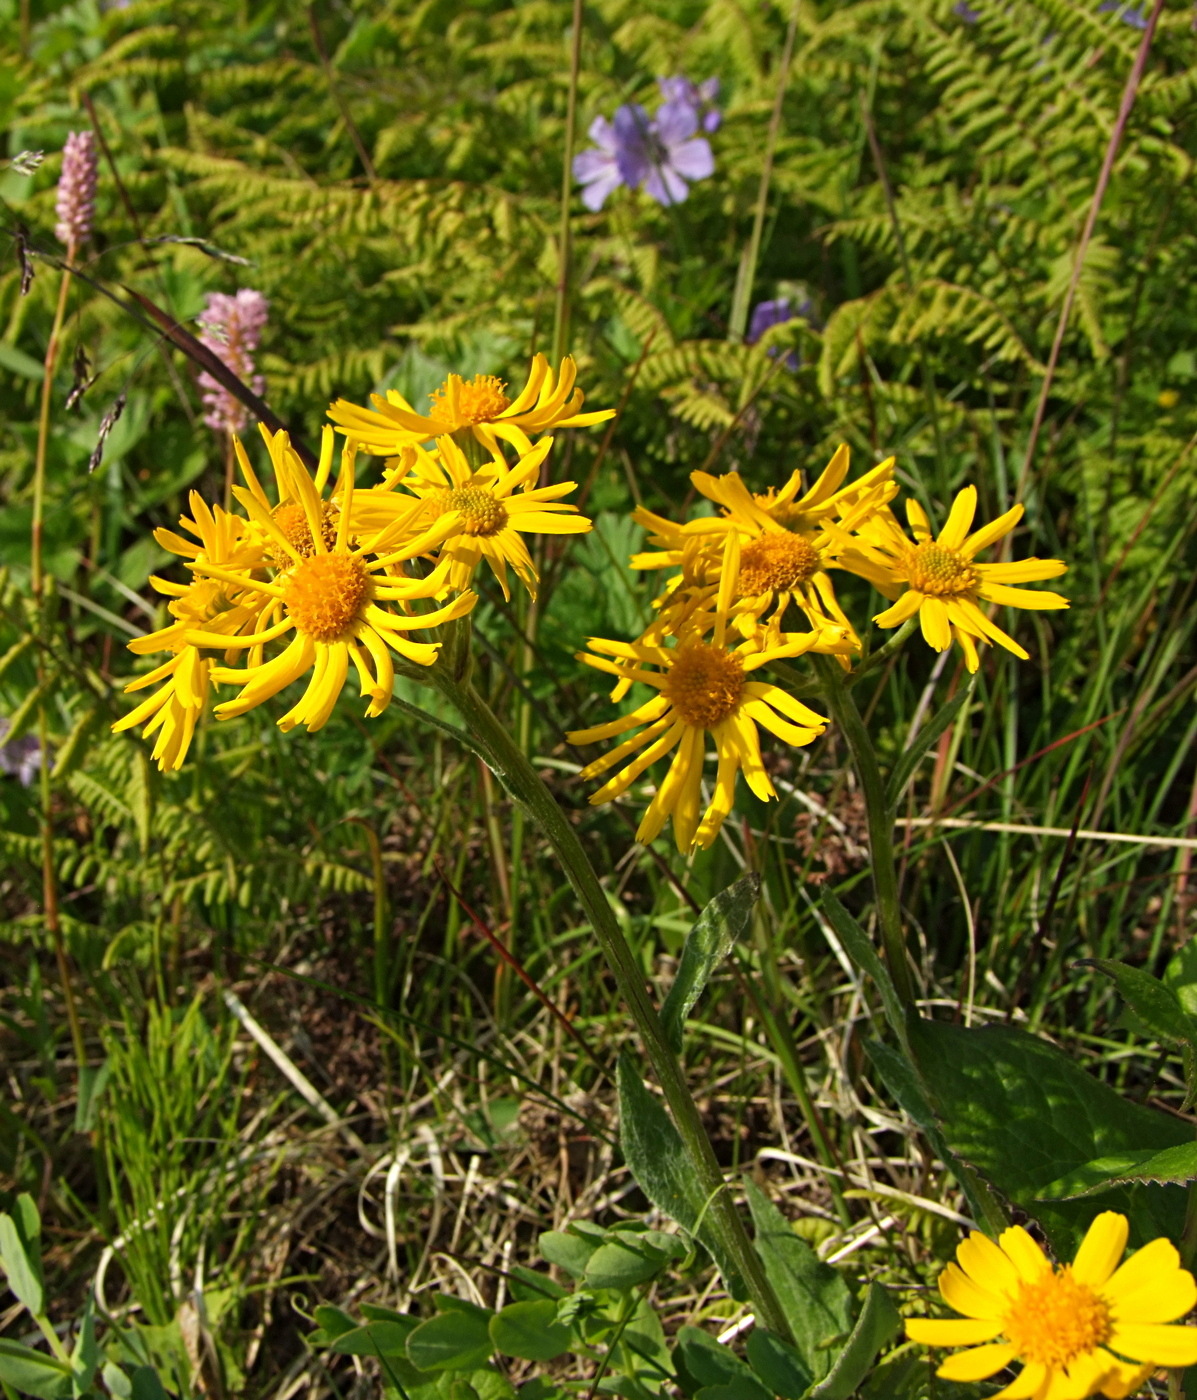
[55,131,98,251]
[657,75,721,133]
[196,289,269,436]
[0,719,42,787]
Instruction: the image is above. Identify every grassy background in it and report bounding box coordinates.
[1,0,1196,1394]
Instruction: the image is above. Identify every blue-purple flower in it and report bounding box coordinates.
[746,297,812,368]
[573,86,716,211]
[0,719,42,787]
[953,0,981,21]
[573,107,653,212]
[657,76,721,133]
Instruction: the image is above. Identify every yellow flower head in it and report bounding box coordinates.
[841,486,1068,672]
[327,353,614,457]
[357,433,591,600]
[567,540,847,852]
[630,448,897,648]
[189,441,476,733]
[111,494,270,771]
[907,1212,1197,1399]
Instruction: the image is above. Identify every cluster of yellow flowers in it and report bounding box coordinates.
[566,447,1068,852]
[115,354,1067,857]
[113,356,610,770]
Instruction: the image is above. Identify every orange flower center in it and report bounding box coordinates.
[270,501,337,566]
[284,552,371,642]
[738,531,821,596]
[907,541,977,596]
[662,642,745,729]
[1002,1266,1112,1370]
[429,374,512,427]
[441,486,509,538]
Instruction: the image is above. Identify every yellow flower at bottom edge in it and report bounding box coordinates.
[906,1211,1197,1399]
[841,485,1068,672]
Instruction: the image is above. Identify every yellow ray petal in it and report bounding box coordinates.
[937,1342,1017,1382]
[1072,1212,1128,1289]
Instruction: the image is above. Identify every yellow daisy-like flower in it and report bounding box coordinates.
[111,495,269,771]
[692,445,897,536]
[567,543,843,852]
[357,434,591,600]
[630,449,897,647]
[907,1212,1197,1399]
[328,354,614,457]
[840,485,1068,672]
[188,443,476,733]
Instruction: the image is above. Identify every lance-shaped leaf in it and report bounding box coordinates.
[1040,1142,1197,1200]
[661,875,759,1054]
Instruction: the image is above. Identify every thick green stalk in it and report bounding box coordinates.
[812,655,915,1007]
[433,672,793,1341]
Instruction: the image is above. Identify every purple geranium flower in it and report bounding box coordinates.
[0,718,42,787]
[953,0,981,21]
[642,100,714,206]
[1097,0,1148,28]
[657,76,721,133]
[574,90,716,210]
[573,106,654,212]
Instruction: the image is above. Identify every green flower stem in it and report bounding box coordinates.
[812,654,916,1009]
[432,671,794,1342]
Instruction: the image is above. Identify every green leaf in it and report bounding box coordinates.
[74,1059,111,1134]
[884,683,973,810]
[661,875,759,1054]
[311,1304,358,1342]
[0,341,46,381]
[0,1341,72,1400]
[866,1039,1006,1235]
[1078,958,1197,1049]
[583,1235,672,1291]
[807,1282,900,1400]
[327,1322,413,1357]
[744,1181,852,1382]
[674,1326,769,1400]
[616,1050,746,1299]
[1165,942,1197,1015]
[910,1018,1190,1253]
[1040,1142,1197,1199]
[696,1387,772,1400]
[128,1366,169,1400]
[406,1309,493,1373]
[820,891,905,1046]
[744,1329,811,1398]
[487,1300,572,1361]
[0,1194,44,1315]
[538,1229,598,1280]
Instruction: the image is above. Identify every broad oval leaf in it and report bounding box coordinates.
[488,1300,572,1361]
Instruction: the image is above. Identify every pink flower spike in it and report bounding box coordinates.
[196,289,270,436]
[55,131,98,251]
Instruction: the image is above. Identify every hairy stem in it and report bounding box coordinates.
[813,655,915,1007]
[434,672,793,1340]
